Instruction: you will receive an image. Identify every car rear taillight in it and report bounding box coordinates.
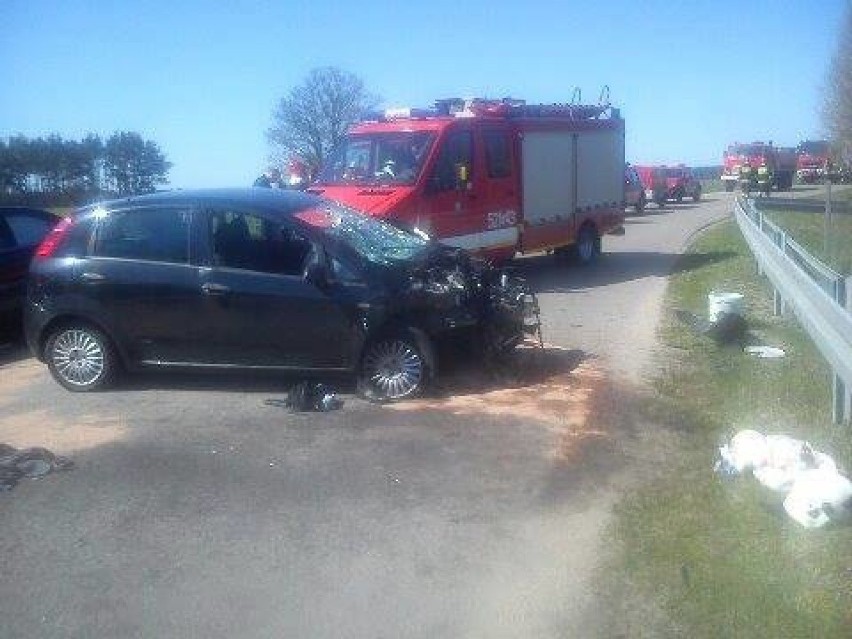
[35,216,75,258]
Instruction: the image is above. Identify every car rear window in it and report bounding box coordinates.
[6,213,54,246]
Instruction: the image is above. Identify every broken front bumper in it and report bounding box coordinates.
[486,274,542,351]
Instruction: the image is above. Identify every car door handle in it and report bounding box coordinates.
[201,282,230,296]
[80,272,105,282]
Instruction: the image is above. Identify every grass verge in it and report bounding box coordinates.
[605,220,852,638]
[761,207,852,275]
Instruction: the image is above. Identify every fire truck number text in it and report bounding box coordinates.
[487,210,517,230]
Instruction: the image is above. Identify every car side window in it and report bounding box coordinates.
[429,130,473,192]
[95,207,190,263]
[483,130,511,179]
[209,209,311,277]
[6,214,53,247]
[55,216,95,258]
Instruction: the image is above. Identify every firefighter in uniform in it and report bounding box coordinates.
[756,160,772,197]
[738,165,750,195]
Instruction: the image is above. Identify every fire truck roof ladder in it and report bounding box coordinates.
[365,89,619,123]
[435,88,617,121]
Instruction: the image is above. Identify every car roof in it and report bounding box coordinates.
[81,188,320,217]
[0,206,59,219]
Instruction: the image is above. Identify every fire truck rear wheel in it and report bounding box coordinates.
[635,194,646,213]
[575,226,599,266]
[724,181,735,192]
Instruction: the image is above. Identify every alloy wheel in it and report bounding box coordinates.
[50,329,106,388]
[362,339,424,400]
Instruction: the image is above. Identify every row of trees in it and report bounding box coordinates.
[0,132,171,206]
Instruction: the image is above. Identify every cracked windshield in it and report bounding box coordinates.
[2,1,851,637]
[296,202,429,263]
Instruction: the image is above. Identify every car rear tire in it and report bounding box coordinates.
[358,330,433,402]
[45,324,116,392]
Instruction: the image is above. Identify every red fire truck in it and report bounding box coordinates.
[310,97,625,264]
[632,165,668,208]
[796,140,833,184]
[721,142,796,192]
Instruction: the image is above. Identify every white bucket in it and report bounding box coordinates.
[708,292,744,323]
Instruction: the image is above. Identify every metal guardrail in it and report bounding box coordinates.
[735,197,852,424]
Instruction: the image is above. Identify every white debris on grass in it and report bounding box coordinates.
[716,429,851,528]
[717,429,768,473]
[743,345,786,359]
[783,468,852,528]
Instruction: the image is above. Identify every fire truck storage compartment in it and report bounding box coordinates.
[577,129,624,212]
[521,128,623,226]
[521,131,575,225]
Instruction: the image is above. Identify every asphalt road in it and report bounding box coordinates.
[0,194,731,639]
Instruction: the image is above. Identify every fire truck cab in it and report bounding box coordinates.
[797,140,833,184]
[310,97,625,264]
[721,141,796,192]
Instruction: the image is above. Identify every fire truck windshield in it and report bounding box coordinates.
[317,132,436,186]
[731,144,766,156]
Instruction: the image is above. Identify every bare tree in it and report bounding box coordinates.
[267,67,379,177]
[824,4,852,159]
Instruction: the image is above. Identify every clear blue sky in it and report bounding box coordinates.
[2,0,846,188]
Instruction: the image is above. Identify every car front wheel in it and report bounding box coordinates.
[45,324,116,392]
[358,330,433,402]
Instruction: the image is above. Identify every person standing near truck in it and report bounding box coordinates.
[756,160,772,197]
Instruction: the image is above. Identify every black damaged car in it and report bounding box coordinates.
[25,189,538,400]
